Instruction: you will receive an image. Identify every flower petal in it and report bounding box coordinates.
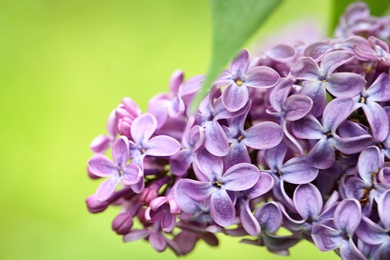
[112,136,129,166]
[96,176,121,202]
[367,73,390,101]
[299,81,326,117]
[88,154,117,177]
[230,49,249,76]
[210,189,235,227]
[149,232,168,252]
[240,200,261,236]
[378,190,390,229]
[334,199,361,235]
[290,57,321,81]
[131,113,157,144]
[224,142,250,170]
[145,135,180,156]
[180,179,213,201]
[321,50,354,74]
[246,171,274,199]
[292,115,323,139]
[357,146,381,184]
[254,202,282,233]
[245,66,280,88]
[223,163,259,191]
[325,73,365,98]
[306,138,335,169]
[204,121,229,157]
[122,163,143,185]
[363,102,389,142]
[243,121,283,150]
[311,223,342,251]
[221,84,249,112]
[293,183,323,219]
[284,94,313,121]
[322,98,354,131]
[195,147,223,180]
[269,77,293,112]
[282,156,318,183]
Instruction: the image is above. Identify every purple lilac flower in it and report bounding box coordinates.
[174,148,259,226]
[89,110,117,154]
[129,113,180,192]
[290,50,365,116]
[88,136,142,201]
[292,98,372,169]
[312,199,366,260]
[217,49,280,112]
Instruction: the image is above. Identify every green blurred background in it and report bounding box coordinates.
[0,0,339,259]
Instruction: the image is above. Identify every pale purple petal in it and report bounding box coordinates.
[254,202,282,233]
[264,142,287,170]
[245,66,280,88]
[367,73,390,101]
[355,217,387,245]
[174,181,201,214]
[223,163,259,191]
[112,136,129,167]
[96,176,121,201]
[375,242,390,260]
[221,84,249,112]
[290,57,321,81]
[282,157,318,183]
[204,121,229,157]
[123,229,150,242]
[169,69,184,94]
[230,49,249,76]
[303,41,332,61]
[340,239,367,260]
[266,44,296,62]
[333,135,372,154]
[378,190,390,229]
[294,183,323,219]
[363,102,389,142]
[299,81,326,117]
[344,177,366,199]
[358,146,381,184]
[225,142,250,170]
[321,50,354,74]
[246,171,274,199]
[145,135,180,156]
[169,149,192,176]
[131,113,157,144]
[195,147,223,180]
[180,179,213,201]
[244,122,283,149]
[161,212,176,232]
[122,163,143,185]
[88,154,117,177]
[312,224,342,251]
[323,98,354,131]
[210,189,235,227]
[306,138,335,169]
[334,199,361,235]
[240,200,261,236]
[284,94,313,121]
[292,115,323,139]
[269,77,293,113]
[149,232,168,252]
[325,73,365,98]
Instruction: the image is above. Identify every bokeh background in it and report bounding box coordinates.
[0,0,339,259]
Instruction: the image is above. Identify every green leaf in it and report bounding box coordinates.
[329,0,390,36]
[190,0,283,113]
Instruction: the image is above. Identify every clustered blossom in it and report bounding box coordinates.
[86,3,390,259]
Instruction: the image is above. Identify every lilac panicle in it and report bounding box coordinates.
[86,3,390,258]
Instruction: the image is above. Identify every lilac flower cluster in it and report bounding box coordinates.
[86,3,390,259]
